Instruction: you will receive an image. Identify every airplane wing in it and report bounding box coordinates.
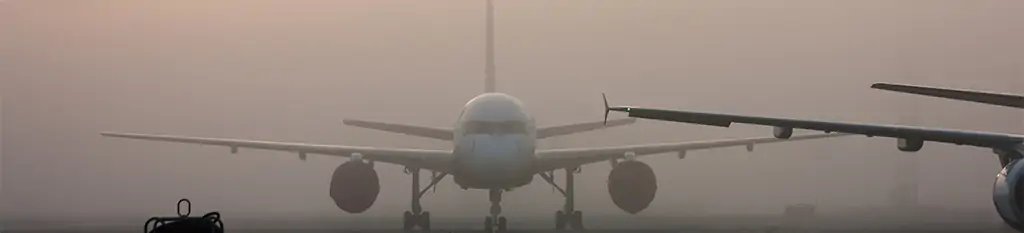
[605,106,1024,150]
[536,118,636,139]
[100,132,454,172]
[871,82,1024,109]
[342,119,453,141]
[533,132,849,172]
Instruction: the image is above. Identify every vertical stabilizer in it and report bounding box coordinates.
[484,0,497,93]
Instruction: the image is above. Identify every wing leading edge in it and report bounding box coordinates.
[100,132,454,173]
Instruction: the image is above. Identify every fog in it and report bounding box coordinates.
[2,0,1023,223]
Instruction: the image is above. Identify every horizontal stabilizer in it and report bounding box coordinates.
[537,118,636,139]
[872,83,1024,109]
[342,119,454,141]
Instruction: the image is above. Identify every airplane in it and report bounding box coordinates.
[602,82,1024,232]
[97,1,846,232]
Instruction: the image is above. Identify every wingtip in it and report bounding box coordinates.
[602,93,610,126]
[870,82,899,89]
[341,118,366,126]
[99,132,123,137]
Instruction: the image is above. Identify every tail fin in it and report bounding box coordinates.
[484,0,496,93]
[871,83,1024,109]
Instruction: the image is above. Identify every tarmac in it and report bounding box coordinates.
[3,210,1018,233]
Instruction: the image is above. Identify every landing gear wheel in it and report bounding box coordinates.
[403,211,415,231]
[546,167,586,230]
[570,211,584,230]
[420,212,431,231]
[555,210,567,230]
[484,216,494,232]
[403,168,447,232]
[497,216,508,232]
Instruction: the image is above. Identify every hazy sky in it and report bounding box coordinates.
[2,0,1023,221]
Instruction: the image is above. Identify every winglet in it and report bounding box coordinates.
[602,93,610,125]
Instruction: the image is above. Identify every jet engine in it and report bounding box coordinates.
[330,160,380,214]
[993,160,1024,231]
[897,138,924,152]
[607,160,658,214]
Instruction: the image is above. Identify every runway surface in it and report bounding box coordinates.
[4,211,1019,233]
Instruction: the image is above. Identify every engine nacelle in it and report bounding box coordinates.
[607,160,658,214]
[330,160,381,214]
[897,138,924,152]
[773,127,793,139]
[993,160,1024,231]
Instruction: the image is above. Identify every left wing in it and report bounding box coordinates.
[536,118,636,139]
[534,132,849,172]
[342,119,454,141]
[100,132,454,173]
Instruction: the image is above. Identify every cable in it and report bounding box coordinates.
[144,199,224,233]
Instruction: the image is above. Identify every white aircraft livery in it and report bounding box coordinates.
[606,82,1024,232]
[99,1,846,232]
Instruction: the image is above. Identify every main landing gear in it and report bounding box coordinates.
[483,189,508,233]
[403,167,447,232]
[540,167,585,231]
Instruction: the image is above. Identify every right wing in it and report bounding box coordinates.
[100,132,454,172]
[606,105,1024,149]
[535,132,849,172]
[342,119,454,141]
[871,82,1024,109]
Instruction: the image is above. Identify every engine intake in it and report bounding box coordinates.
[897,138,924,152]
[607,160,657,214]
[773,127,793,139]
[330,160,381,213]
[993,159,1024,231]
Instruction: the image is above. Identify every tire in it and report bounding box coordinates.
[571,211,584,230]
[420,212,431,231]
[403,211,414,230]
[484,216,494,232]
[497,216,508,232]
[555,210,566,230]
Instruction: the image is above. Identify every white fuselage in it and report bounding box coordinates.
[450,93,538,190]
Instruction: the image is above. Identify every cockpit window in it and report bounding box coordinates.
[464,121,526,135]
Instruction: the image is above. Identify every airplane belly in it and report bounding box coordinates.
[452,135,536,189]
[453,156,535,189]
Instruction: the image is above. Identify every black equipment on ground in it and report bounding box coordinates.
[144,199,224,233]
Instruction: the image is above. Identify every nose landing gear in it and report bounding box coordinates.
[483,189,508,232]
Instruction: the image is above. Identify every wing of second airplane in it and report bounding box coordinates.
[871,82,1024,109]
[100,132,454,173]
[534,132,849,172]
[605,106,1024,150]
